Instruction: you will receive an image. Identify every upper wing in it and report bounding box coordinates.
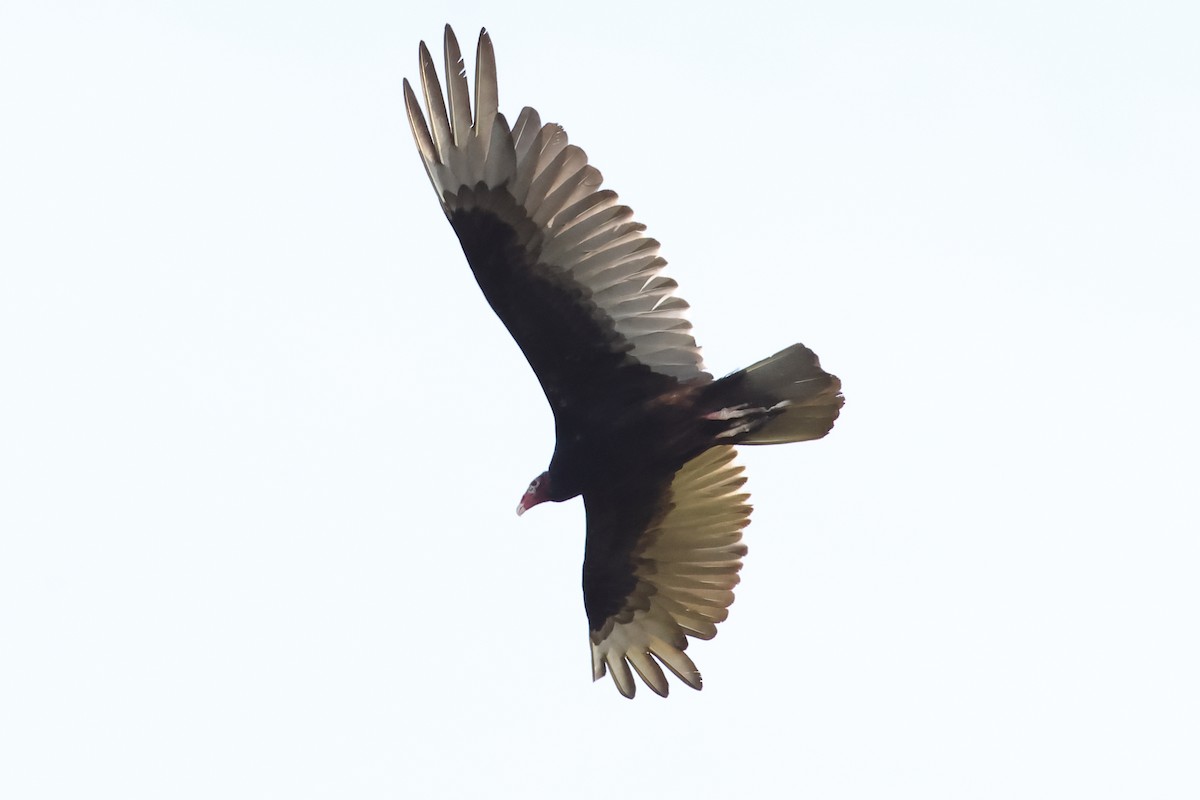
[583,446,750,698]
[403,27,709,412]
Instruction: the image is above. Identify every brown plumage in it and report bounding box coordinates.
[404,26,843,697]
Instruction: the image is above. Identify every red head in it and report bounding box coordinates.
[516,471,552,516]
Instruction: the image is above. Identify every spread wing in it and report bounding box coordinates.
[583,446,751,698]
[403,26,709,414]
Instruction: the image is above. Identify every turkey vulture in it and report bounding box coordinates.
[404,26,843,698]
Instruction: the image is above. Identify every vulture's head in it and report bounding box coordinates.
[516,471,552,516]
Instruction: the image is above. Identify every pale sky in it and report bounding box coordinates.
[2,1,1198,798]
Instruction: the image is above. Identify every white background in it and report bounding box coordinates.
[2,1,1197,797]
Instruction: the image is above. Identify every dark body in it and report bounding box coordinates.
[452,201,751,629]
[452,201,738,501]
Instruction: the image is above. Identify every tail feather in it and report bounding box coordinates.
[707,344,843,445]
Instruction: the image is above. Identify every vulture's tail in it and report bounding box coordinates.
[705,344,844,445]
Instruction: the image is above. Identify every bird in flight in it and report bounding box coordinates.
[404,26,843,697]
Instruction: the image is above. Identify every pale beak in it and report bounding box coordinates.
[516,500,527,517]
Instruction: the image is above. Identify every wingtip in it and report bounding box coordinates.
[443,24,461,63]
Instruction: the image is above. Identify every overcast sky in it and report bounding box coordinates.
[2,1,1197,798]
